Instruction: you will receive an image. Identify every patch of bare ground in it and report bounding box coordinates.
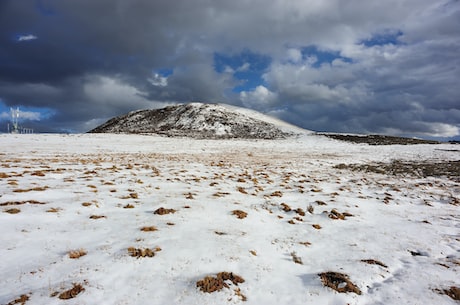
[232,209,248,219]
[319,272,362,295]
[312,224,322,230]
[68,249,87,259]
[196,272,246,300]
[57,283,85,300]
[89,215,106,219]
[46,207,61,213]
[361,259,387,268]
[434,286,460,301]
[335,160,460,181]
[123,204,135,209]
[153,207,176,215]
[6,294,29,305]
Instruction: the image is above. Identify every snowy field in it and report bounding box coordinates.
[1,133,459,304]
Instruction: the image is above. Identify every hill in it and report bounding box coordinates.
[88,103,308,139]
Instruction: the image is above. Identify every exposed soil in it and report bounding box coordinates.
[232,210,248,219]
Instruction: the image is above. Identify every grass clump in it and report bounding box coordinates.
[319,272,361,295]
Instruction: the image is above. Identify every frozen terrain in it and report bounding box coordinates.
[1,133,459,305]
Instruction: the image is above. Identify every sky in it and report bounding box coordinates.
[0,0,459,140]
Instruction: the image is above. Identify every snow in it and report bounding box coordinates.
[0,133,459,305]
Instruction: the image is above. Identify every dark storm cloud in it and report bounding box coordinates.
[0,0,458,138]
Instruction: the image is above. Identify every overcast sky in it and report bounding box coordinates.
[0,0,459,139]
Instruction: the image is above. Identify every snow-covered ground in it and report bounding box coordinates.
[1,133,459,305]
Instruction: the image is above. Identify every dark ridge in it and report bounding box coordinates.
[320,133,440,145]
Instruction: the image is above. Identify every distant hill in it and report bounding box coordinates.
[88,103,309,139]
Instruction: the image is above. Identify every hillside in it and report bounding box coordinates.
[89,103,308,139]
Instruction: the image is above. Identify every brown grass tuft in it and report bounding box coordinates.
[154,207,176,215]
[68,249,87,259]
[81,202,92,207]
[436,286,460,301]
[270,190,283,197]
[291,252,303,264]
[58,283,85,300]
[140,226,158,232]
[196,272,245,293]
[128,247,158,258]
[280,203,291,212]
[4,208,21,214]
[319,272,361,295]
[89,215,106,219]
[6,294,29,305]
[46,207,61,213]
[123,204,135,209]
[312,224,322,230]
[232,209,248,219]
[361,259,387,268]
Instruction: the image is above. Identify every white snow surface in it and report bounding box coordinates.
[0,133,459,305]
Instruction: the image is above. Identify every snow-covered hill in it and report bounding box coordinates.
[89,103,310,139]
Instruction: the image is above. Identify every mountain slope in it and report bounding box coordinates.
[88,103,309,139]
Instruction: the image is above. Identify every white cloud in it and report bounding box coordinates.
[286,48,302,63]
[0,110,41,121]
[84,75,152,108]
[237,62,250,72]
[240,85,277,110]
[148,73,168,87]
[17,34,37,42]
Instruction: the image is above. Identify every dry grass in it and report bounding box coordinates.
[6,294,29,305]
[89,215,106,219]
[1,200,46,206]
[4,208,21,214]
[140,226,158,232]
[312,224,322,230]
[58,283,85,300]
[81,202,92,207]
[361,259,388,268]
[232,209,248,219]
[13,186,48,193]
[127,247,160,258]
[196,272,245,293]
[123,204,135,209]
[435,286,460,301]
[328,209,353,220]
[68,249,87,259]
[280,203,291,212]
[319,272,361,295]
[46,207,61,213]
[154,207,177,215]
[270,190,283,197]
[291,252,303,264]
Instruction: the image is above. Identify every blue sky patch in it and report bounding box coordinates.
[361,30,404,47]
[214,51,271,92]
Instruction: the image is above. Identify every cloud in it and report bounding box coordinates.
[240,85,277,110]
[17,34,37,42]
